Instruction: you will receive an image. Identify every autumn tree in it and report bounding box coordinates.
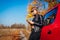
[11,24,26,29]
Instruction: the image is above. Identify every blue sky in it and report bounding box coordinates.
[0,0,60,26]
[0,0,28,26]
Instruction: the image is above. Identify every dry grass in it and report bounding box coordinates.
[0,29,30,40]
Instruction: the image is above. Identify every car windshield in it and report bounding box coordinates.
[43,7,58,26]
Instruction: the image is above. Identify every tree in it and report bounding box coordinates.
[11,24,26,29]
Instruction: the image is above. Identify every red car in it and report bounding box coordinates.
[40,4,60,40]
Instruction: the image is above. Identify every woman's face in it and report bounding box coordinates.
[32,10,38,15]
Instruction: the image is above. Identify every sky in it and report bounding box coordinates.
[0,0,28,26]
[0,0,60,26]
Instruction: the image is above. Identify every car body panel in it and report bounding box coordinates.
[40,4,60,40]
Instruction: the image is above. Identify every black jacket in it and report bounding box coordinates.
[32,14,43,28]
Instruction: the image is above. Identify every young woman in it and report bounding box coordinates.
[26,7,43,40]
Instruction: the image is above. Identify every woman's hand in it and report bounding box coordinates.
[26,20,34,24]
[30,21,34,24]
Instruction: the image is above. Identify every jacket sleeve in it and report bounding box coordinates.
[34,22,43,26]
[33,15,43,27]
